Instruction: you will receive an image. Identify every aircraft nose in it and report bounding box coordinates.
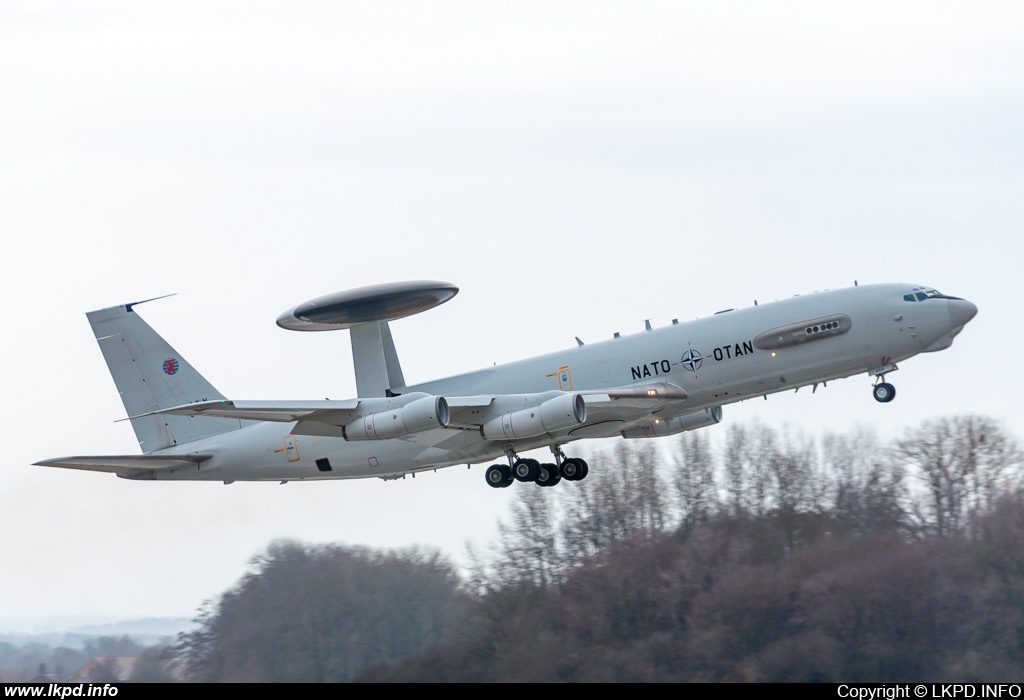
[947,298,978,328]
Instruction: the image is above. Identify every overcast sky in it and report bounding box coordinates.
[0,1,1021,626]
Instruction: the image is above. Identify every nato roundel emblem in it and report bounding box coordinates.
[163,358,180,375]
[680,348,703,372]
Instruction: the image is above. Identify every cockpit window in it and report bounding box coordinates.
[906,288,945,302]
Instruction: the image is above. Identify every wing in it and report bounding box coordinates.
[129,381,688,440]
[34,454,211,476]
[129,399,360,423]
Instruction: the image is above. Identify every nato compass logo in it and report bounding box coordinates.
[680,347,703,373]
[162,358,180,376]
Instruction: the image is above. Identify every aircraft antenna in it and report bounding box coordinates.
[125,293,176,313]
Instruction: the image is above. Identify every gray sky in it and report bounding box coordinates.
[0,1,1021,623]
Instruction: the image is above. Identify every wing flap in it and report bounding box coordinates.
[34,454,211,474]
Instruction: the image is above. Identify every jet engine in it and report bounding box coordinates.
[344,395,450,440]
[481,393,587,440]
[621,406,723,439]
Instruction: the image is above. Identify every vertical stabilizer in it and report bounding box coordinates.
[87,302,241,452]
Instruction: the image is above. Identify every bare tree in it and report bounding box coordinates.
[560,442,667,562]
[672,431,717,534]
[770,429,823,514]
[721,423,776,517]
[823,428,906,535]
[494,487,562,588]
[894,415,1023,537]
[768,428,826,548]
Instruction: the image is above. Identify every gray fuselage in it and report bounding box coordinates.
[151,283,974,482]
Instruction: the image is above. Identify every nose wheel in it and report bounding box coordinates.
[869,360,898,403]
[873,382,896,403]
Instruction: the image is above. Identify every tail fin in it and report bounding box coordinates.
[87,300,241,453]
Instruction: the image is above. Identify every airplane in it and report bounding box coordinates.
[36,281,978,489]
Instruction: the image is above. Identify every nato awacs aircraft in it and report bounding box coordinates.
[36,281,977,488]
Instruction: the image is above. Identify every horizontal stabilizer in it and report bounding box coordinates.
[35,454,211,475]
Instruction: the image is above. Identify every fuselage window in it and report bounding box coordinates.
[904,294,917,302]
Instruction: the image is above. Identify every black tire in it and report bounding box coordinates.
[873,383,896,403]
[560,458,581,481]
[513,458,540,482]
[485,464,510,488]
[536,463,560,487]
[578,459,589,480]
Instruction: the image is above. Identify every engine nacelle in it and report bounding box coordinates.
[344,395,450,440]
[621,406,723,439]
[481,393,587,440]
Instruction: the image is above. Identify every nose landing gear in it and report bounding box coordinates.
[869,359,898,403]
[873,382,896,403]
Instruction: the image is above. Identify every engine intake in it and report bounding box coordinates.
[344,395,449,440]
[481,393,587,440]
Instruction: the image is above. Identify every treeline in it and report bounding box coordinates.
[0,636,172,682]
[178,415,1024,682]
[180,546,464,682]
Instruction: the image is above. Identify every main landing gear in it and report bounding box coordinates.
[484,445,589,489]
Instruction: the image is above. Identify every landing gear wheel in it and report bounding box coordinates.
[578,459,589,481]
[513,458,540,482]
[873,382,896,403]
[485,464,511,488]
[536,463,561,487]
[560,458,582,481]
